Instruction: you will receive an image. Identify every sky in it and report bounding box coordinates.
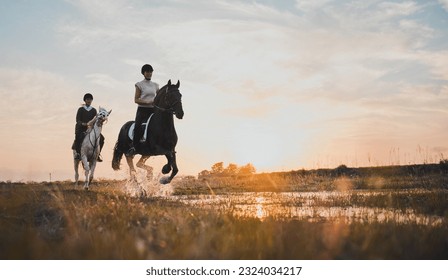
[1,0,448,182]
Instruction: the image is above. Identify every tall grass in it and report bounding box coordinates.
[0,180,447,259]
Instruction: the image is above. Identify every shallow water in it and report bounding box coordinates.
[170,190,445,226]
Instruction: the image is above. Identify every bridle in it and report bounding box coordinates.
[154,87,182,114]
[87,112,107,160]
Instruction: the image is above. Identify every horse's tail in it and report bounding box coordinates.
[112,121,134,171]
[112,140,123,170]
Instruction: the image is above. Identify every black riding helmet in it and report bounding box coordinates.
[141,64,154,74]
[83,93,93,101]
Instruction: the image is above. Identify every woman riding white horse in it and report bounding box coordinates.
[74,106,111,190]
[72,93,105,161]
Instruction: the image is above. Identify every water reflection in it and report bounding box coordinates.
[255,196,265,220]
[172,190,445,226]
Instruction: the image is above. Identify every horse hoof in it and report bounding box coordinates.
[159,176,171,185]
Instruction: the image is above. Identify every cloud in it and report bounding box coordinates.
[295,0,334,12]
[0,67,81,178]
[377,1,421,17]
[2,0,448,180]
[86,73,124,89]
[58,0,448,130]
[421,51,448,80]
[438,0,448,12]
[58,0,442,91]
[122,58,146,68]
[0,68,79,122]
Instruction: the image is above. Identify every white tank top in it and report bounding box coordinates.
[135,79,159,108]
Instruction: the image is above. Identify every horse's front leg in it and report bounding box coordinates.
[84,168,90,190]
[160,151,178,184]
[125,155,137,181]
[162,154,172,174]
[136,155,153,180]
[81,155,90,190]
[87,160,97,189]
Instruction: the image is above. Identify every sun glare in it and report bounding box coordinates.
[230,130,287,171]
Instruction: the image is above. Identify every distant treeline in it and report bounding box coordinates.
[169,160,448,194]
[198,162,256,178]
[198,160,448,179]
[268,161,448,179]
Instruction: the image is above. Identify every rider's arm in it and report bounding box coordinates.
[76,108,87,127]
[134,85,154,106]
[86,116,96,128]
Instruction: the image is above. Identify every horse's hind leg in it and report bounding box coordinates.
[136,155,153,180]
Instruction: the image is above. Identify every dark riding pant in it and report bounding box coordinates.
[133,107,154,147]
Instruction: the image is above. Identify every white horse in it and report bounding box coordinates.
[74,107,111,190]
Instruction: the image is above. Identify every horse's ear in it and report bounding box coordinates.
[176,80,180,88]
[108,109,112,115]
[167,79,172,86]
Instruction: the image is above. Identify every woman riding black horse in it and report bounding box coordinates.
[112,80,184,184]
[127,64,159,156]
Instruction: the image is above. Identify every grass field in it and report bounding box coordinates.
[1,164,447,259]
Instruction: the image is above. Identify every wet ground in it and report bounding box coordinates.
[170,189,445,226]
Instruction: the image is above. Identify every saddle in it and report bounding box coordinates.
[128,114,153,142]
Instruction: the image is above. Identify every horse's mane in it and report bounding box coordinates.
[154,84,168,106]
[85,107,110,129]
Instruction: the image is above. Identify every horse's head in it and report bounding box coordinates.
[97,107,112,125]
[154,80,184,119]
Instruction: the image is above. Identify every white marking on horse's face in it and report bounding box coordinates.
[97,108,110,122]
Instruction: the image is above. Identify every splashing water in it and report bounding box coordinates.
[124,169,174,197]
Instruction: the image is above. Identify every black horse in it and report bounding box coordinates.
[112,80,184,184]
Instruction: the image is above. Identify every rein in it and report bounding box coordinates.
[87,117,104,160]
[154,100,180,114]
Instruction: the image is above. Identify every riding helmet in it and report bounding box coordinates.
[83,93,93,101]
[141,64,154,74]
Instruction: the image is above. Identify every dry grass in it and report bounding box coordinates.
[1,177,447,260]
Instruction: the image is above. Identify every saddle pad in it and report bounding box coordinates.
[128,114,153,141]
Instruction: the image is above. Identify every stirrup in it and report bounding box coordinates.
[97,154,103,162]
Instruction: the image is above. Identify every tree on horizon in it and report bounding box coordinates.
[199,162,256,178]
